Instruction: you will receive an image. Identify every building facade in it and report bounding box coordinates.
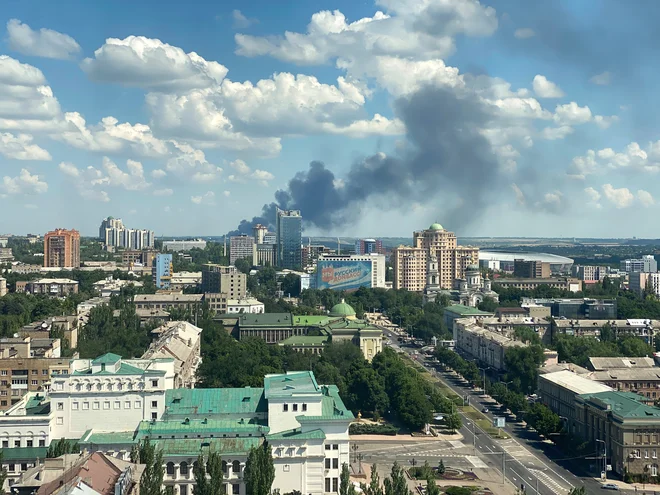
[227,298,265,314]
[162,240,207,252]
[493,277,582,292]
[0,354,70,411]
[44,229,80,268]
[513,259,551,278]
[621,255,658,273]
[15,279,79,297]
[153,253,173,289]
[257,243,277,267]
[0,278,7,297]
[521,297,617,319]
[230,235,257,265]
[355,239,384,255]
[453,318,526,371]
[201,264,246,299]
[276,208,302,270]
[253,224,268,245]
[392,223,479,291]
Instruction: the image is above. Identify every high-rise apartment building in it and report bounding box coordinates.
[99,216,154,250]
[200,264,247,299]
[253,224,268,245]
[44,229,80,268]
[620,255,658,273]
[153,253,173,289]
[230,235,257,265]
[276,208,302,269]
[392,223,478,291]
[355,238,384,255]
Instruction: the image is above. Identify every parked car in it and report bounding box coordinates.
[482,407,489,413]
[601,483,619,490]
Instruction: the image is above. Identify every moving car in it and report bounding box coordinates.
[601,483,619,490]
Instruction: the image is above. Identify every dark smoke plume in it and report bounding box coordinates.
[230,85,502,235]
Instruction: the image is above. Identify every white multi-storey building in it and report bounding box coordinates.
[620,255,657,273]
[49,353,175,440]
[162,240,207,252]
[226,298,265,314]
[230,235,257,265]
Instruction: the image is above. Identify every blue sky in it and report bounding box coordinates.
[1,0,659,238]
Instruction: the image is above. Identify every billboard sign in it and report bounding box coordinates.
[493,417,506,428]
[316,260,373,291]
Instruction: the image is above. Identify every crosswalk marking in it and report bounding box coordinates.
[529,468,570,494]
[467,456,488,469]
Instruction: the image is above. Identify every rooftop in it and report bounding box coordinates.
[292,315,331,326]
[1,446,48,461]
[80,430,137,445]
[238,313,293,327]
[31,278,79,284]
[540,370,613,395]
[588,357,656,371]
[164,388,267,417]
[589,368,660,382]
[479,251,573,264]
[151,437,261,457]
[554,319,660,328]
[445,305,493,316]
[267,428,326,441]
[279,335,329,347]
[134,294,204,303]
[579,391,660,420]
[329,300,356,318]
[264,371,320,399]
[135,417,269,439]
[92,353,122,364]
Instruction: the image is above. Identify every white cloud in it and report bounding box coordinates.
[7,19,81,60]
[191,191,215,205]
[511,183,525,205]
[539,126,573,140]
[153,188,174,196]
[593,115,618,129]
[514,28,535,39]
[99,157,150,190]
[637,189,655,207]
[568,141,660,178]
[57,113,170,157]
[584,187,602,208]
[0,133,51,160]
[602,184,634,209]
[532,75,564,98]
[0,55,62,131]
[151,169,167,179]
[166,142,223,181]
[232,10,258,29]
[228,159,274,186]
[590,71,611,85]
[553,102,592,125]
[81,36,229,91]
[1,168,48,195]
[223,190,231,197]
[58,157,149,201]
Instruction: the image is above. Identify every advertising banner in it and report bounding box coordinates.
[316,260,373,291]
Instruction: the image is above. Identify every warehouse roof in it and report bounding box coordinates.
[540,370,613,395]
[588,357,656,371]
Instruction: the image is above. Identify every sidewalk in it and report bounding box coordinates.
[595,477,660,492]
[350,432,464,442]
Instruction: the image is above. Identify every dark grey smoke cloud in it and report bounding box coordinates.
[230,85,503,235]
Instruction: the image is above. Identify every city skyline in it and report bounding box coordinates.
[1,1,659,237]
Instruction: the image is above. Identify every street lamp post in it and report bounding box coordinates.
[596,439,607,480]
[478,367,489,394]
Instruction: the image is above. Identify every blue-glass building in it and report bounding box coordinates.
[276,209,302,269]
[153,253,173,289]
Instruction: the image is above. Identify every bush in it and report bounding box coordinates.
[444,487,476,495]
[349,423,398,435]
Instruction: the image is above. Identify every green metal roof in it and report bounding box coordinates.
[24,394,50,415]
[80,430,137,445]
[323,319,381,332]
[444,305,493,316]
[238,313,293,328]
[579,391,660,420]
[164,388,267,417]
[2,447,48,461]
[429,223,444,230]
[264,372,320,399]
[292,316,331,326]
[279,335,329,347]
[73,362,163,376]
[151,437,261,457]
[92,353,122,364]
[135,418,269,439]
[329,302,356,318]
[267,428,326,441]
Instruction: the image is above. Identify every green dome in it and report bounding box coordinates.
[429,223,444,230]
[329,300,356,318]
[467,264,479,271]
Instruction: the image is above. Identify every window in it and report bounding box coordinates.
[232,484,239,495]
[166,462,174,475]
[653,450,657,459]
[135,400,141,409]
[56,417,63,425]
[32,370,37,375]
[104,402,110,410]
[333,458,339,469]
[82,402,89,410]
[151,412,157,420]
[0,400,5,406]
[0,371,6,376]
[283,403,288,412]
[333,444,339,450]
[284,464,290,472]
[325,458,331,469]
[325,479,331,492]
[293,403,298,412]
[114,401,120,409]
[57,402,64,410]
[646,451,650,459]
[151,379,158,387]
[232,460,240,474]
[1,441,7,448]
[125,401,131,409]
[332,478,339,492]
[1,381,7,386]
[72,402,79,410]
[151,401,158,408]
[39,439,45,447]
[26,440,33,447]
[14,440,20,447]
[653,464,659,477]
[1,391,6,396]
[325,444,331,451]
[8,464,14,472]
[302,403,307,412]
[21,463,27,471]
[180,462,189,475]
[31,380,38,386]
[42,370,48,375]
[180,485,188,495]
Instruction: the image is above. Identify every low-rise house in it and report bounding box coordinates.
[552,319,659,344]
[93,276,143,297]
[16,279,79,297]
[227,297,265,314]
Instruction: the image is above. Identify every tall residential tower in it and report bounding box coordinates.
[44,229,80,268]
[275,208,302,269]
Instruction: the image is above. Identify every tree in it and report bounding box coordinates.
[206,451,225,495]
[340,463,351,495]
[504,345,544,394]
[130,439,165,495]
[194,453,210,495]
[47,438,80,457]
[437,459,445,476]
[361,464,384,495]
[568,488,586,495]
[445,413,462,433]
[425,478,441,495]
[383,462,410,495]
[0,451,6,495]
[478,297,499,312]
[244,441,275,495]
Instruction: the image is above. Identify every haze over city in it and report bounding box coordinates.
[2,0,658,237]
